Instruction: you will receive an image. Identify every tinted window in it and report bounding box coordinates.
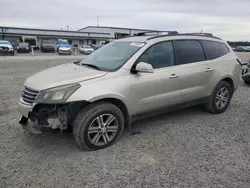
[19,43,28,47]
[202,40,230,60]
[137,41,174,69]
[174,40,205,65]
[42,40,53,44]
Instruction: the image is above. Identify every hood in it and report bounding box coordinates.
[59,47,71,50]
[25,62,108,90]
[0,44,13,48]
[83,48,94,51]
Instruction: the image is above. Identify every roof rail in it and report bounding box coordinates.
[147,32,221,40]
[134,31,178,36]
[179,33,221,39]
[181,33,213,37]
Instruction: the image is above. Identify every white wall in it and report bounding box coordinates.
[3,27,111,39]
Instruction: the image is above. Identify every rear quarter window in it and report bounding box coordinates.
[201,40,230,60]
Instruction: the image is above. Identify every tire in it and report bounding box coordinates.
[244,80,250,85]
[204,81,233,114]
[73,102,124,151]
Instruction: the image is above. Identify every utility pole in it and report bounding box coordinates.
[0,27,4,40]
[97,16,99,26]
[66,25,69,31]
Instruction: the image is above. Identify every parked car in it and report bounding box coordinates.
[58,44,72,55]
[0,40,14,55]
[90,44,102,50]
[245,46,250,52]
[17,43,31,53]
[18,32,242,151]
[40,40,55,52]
[235,46,246,52]
[79,45,94,54]
[242,60,250,84]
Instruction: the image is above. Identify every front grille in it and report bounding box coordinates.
[21,86,39,105]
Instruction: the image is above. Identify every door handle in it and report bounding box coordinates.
[169,74,179,79]
[205,68,214,72]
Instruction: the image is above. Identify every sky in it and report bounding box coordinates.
[1,0,250,41]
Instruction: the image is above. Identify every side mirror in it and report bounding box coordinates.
[135,62,154,73]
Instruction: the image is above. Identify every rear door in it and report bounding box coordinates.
[172,40,214,102]
[200,40,234,93]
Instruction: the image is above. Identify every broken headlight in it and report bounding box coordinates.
[35,84,80,104]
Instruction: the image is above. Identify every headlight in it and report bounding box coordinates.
[17,47,20,49]
[26,47,29,49]
[35,84,80,104]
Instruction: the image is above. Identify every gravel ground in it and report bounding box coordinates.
[0,54,250,188]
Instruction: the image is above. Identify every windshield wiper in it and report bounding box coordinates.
[81,63,100,70]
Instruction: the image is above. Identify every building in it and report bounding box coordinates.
[78,26,167,39]
[0,26,165,48]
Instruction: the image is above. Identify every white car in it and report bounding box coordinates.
[18,32,242,151]
[58,44,72,55]
[0,40,15,55]
[79,45,94,54]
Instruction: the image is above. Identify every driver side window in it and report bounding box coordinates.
[137,41,175,69]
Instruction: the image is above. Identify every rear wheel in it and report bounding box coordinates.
[205,81,233,114]
[73,102,124,151]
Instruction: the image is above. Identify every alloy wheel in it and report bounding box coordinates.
[215,87,229,109]
[87,114,119,146]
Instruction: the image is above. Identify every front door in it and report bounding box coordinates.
[127,41,184,115]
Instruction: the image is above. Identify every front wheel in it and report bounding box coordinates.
[73,102,124,151]
[204,81,233,114]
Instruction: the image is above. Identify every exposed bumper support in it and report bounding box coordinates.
[19,116,42,134]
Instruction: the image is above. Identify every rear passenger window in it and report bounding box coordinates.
[174,40,205,65]
[201,40,229,60]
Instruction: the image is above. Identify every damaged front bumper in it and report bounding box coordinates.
[18,101,87,134]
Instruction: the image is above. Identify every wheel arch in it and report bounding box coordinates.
[91,97,131,129]
[221,77,234,91]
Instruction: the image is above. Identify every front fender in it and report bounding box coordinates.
[66,86,129,109]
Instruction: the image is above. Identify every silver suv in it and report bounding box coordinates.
[18,32,242,150]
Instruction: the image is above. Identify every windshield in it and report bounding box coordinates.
[60,44,70,47]
[0,41,11,45]
[19,43,28,47]
[80,41,145,71]
[43,40,53,44]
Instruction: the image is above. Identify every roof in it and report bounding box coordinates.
[78,26,166,32]
[0,26,110,35]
